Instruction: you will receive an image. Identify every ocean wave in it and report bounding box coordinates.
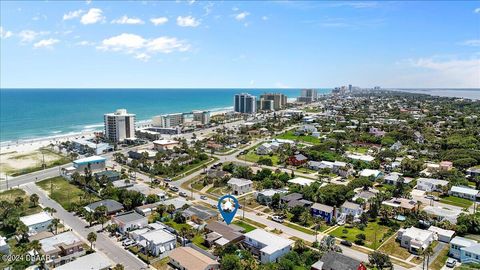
[208,106,234,112]
[83,123,104,129]
[51,130,62,134]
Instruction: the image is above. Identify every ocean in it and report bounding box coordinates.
[0,88,330,143]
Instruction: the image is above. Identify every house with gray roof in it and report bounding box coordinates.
[311,251,363,270]
[84,199,124,215]
[111,211,148,233]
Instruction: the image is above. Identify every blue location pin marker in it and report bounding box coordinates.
[217,194,239,225]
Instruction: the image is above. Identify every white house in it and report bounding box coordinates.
[138,228,176,256]
[338,201,363,219]
[449,186,479,201]
[397,227,436,254]
[346,153,375,163]
[111,212,148,234]
[227,178,253,195]
[256,143,273,155]
[359,169,383,179]
[288,177,315,187]
[428,226,455,243]
[243,229,294,264]
[54,251,112,270]
[19,212,53,234]
[384,173,403,185]
[416,178,449,192]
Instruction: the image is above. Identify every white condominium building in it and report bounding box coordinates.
[104,109,136,142]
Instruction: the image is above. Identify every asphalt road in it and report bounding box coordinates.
[22,183,148,270]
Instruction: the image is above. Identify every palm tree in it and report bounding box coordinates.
[16,223,29,241]
[44,207,57,214]
[14,197,24,209]
[423,244,434,270]
[156,204,166,218]
[49,218,60,234]
[299,211,310,226]
[85,212,95,227]
[29,240,42,257]
[87,232,97,251]
[29,193,39,207]
[167,204,176,218]
[112,264,125,270]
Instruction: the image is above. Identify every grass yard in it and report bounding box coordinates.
[0,188,42,215]
[378,235,411,260]
[241,218,267,229]
[329,220,390,249]
[276,130,321,144]
[283,221,317,235]
[440,195,473,208]
[346,146,369,154]
[232,220,257,232]
[172,157,218,180]
[36,176,99,210]
[238,150,280,165]
[192,234,208,250]
[164,220,192,232]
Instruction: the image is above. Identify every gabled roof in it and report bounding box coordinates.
[311,203,334,213]
[317,251,362,270]
[169,247,219,270]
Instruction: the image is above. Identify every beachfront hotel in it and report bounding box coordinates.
[297,89,318,103]
[104,109,136,142]
[234,93,257,114]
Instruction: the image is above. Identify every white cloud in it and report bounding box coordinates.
[0,27,13,39]
[18,30,49,43]
[176,16,200,27]
[460,39,480,46]
[135,53,151,61]
[63,9,84,20]
[408,56,480,87]
[76,40,95,46]
[261,16,269,21]
[81,8,104,24]
[275,82,290,88]
[150,17,168,26]
[98,33,190,60]
[235,12,249,21]
[474,7,480,13]
[111,15,144,25]
[86,0,92,4]
[33,38,59,48]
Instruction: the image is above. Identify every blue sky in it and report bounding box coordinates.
[1,1,479,88]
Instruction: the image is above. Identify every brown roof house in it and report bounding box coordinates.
[169,246,220,270]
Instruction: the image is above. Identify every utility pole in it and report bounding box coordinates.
[243,196,246,220]
[5,175,9,190]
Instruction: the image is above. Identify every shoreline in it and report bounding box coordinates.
[0,108,234,155]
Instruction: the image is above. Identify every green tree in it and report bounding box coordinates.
[29,193,39,207]
[368,251,392,270]
[87,232,97,251]
[221,254,243,270]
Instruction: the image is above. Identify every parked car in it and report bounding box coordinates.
[446,258,456,268]
[164,178,172,182]
[340,240,352,247]
[272,216,284,223]
[200,195,207,200]
[122,239,135,247]
[179,191,188,197]
[169,186,179,192]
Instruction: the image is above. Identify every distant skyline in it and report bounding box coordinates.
[1,1,479,88]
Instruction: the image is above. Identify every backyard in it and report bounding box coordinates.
[378,234,412,260]
[238,149,280,165]
[36,176,99,210]
[439,195,473,208]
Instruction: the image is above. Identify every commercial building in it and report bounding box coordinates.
[297,89,317,103]
[258,93,287,111]
[169,246,220,270]
[19,211,53,234]
[152,113,184,128]
[243,229,294,264]
[234,93,257,114]
[104,109,135,142]
[153,139,180,151]
[72,155,106,172]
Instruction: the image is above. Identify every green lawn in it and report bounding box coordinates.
[36,176,99,210]
[0,188,42,215]
[329,220,390,249]
[276,130,320,144]
[440,195,473,208]
[238,149,280,165]
[346,146,369,154]
[283,221,317,235]
[172,157,218,180]
[164,220,192,232]
[378,235,411,260]
[192,234,208,250]
[232,220,257,232]
[151,257,170,270]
